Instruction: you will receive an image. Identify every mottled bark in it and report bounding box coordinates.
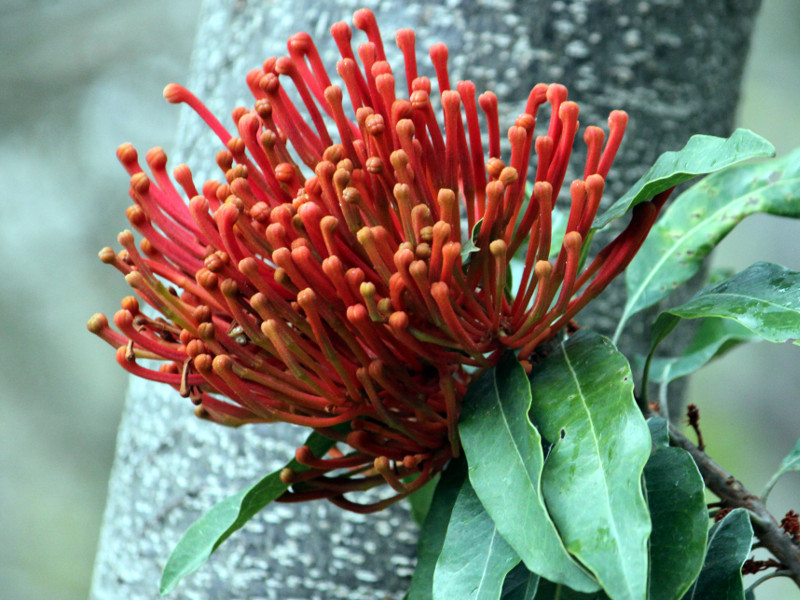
[90,1,761,598]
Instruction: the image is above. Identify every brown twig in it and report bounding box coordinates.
[686,404,704,451]
[668,424,800,587]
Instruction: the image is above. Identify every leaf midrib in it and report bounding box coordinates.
[560,340,633,595]
[622,189,760,328]
[490,373,541,515]
[475,527,500,599]
[620,176,800,337]
[679,291,800,317]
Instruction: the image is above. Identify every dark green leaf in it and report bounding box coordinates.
[501,563,540,600]
[408,459,468,600]
[650,262,800,358]
[160,430,338,595]
[407,474,440,526]
[633,318,758,388]
[645,431,707,600]
[681,508,753,600]
[529,330,651,600]
[433,477,521,600]
[647,417,669,449]
[615,146,799,339]
[594,129,774,230]
[459,353,599,592]
[762,436,800,502]
[533,579,610,599]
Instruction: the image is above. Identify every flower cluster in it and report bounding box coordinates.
[89,9,669,511]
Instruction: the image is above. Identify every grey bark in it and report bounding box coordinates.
[90,1,761,598]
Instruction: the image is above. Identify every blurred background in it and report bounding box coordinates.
[0,1,797,599]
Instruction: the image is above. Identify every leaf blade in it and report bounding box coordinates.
[762,437,800,502]
[681,508,753,600]
[633,318,758,387]
[459,353,599,593]
[617,147,800,336]
[651,261,800,353]
[159,430,337,595]
[433,478,521,600]
[408,459,468,600]
[594,129,775,230]
[500,563,540,600]
[533,579,609,599]
[529,330,652,600]
[644,418,708,600]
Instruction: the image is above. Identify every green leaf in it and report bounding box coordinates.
[408,458,468,600]
[647,417,669,449]
[681,508,753,600]
[634,318,758,387]
[459,353,599,593]
[501,563,540,600]
[644,423,708,600]
[433,478,521,600]
[650,262,800,357]
[594,129,774,230]
[614,146,799,340]
[462,219,484,265]
[160,430,338,595]
[407,473,441,526]
[533,579,610,599]
[762,436,800,502]
[529,330,652,600]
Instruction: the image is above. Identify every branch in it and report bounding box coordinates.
[668,424,800,587]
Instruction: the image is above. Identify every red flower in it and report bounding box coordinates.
[89,9,667,511]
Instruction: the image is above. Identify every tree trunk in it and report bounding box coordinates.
[90,1,761,598]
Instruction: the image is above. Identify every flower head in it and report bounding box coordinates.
[89,9,669,511]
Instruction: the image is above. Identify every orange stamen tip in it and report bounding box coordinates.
[124,271,144,288]
[279,467,295,484]
[534,180,553,195]
[86,313,109,333]
[353,8,376,30]
[584,125,604,143]
[98,247,117,264]
[586,173,605,189]
[499,166,518,187]
[162,83,185,103]
[297,288,316,306]
[609,110,629,127]
[116,143,138,165]
[489,239,508,257]
[441,89,460,109]
[563,230,582,250]
[486,157,505,179]
[145,147,168,169]
[546,83,568,103]
[212,354,233,373]
[559,100,580,121]
[535,260,553,278]
[409,89,430,109]
[130,172,150,194]
[220,278,239,298]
